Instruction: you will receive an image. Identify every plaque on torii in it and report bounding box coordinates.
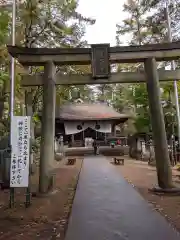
[91,44,110,79]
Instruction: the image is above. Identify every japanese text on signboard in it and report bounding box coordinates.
[10,116,30,188]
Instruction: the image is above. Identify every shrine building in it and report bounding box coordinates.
[54,100,130,146]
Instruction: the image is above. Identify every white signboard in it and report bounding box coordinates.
[10,116,31,188]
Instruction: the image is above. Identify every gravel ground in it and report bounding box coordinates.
[0,157,83,240]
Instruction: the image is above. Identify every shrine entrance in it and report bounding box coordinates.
[7,42,180,192]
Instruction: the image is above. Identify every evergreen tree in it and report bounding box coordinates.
[0,0,95,136]
[115,0,180,136]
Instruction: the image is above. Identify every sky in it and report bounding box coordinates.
[77,0,127,46]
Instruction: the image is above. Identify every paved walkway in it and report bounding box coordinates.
[65,156,179,240]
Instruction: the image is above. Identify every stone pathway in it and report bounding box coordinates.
[65,156,179,240]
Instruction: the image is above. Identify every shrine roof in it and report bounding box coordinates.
[55,102,130,122]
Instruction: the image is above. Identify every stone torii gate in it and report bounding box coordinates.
[7,42,180,192]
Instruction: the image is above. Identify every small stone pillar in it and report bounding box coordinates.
[39,61,56,193]
[71,134,74,146]
[144,58,172,188]
[59,135,64,158]
[104,133,107,143]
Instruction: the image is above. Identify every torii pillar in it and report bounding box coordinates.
[144,58,173,189]
[39,61,56,193]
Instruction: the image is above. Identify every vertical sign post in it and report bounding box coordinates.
[9,0,17,209]
[10,116,31,207]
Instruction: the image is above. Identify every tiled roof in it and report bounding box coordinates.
[56,102,130,122]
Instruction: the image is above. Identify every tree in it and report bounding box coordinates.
[116,1,153,133]
[116,0,152,45]
[145,0,180,139]
[143,0,180,42]
[0,0,96,191]
[0,0,95,125]
[115,0,180,134]
[0,8,20,135]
